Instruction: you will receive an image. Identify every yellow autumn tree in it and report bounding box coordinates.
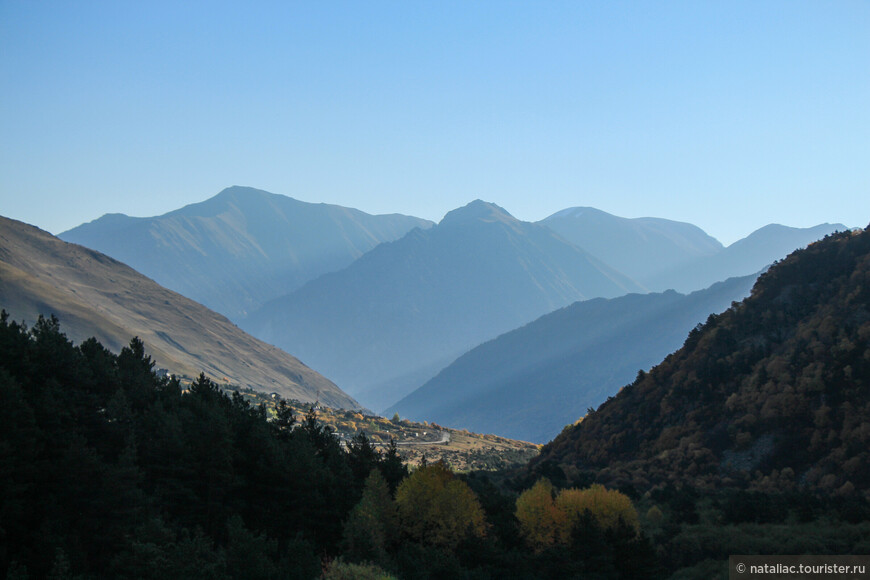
[555,484,639,535]
[394,461,486,549]
[514,478,567,551]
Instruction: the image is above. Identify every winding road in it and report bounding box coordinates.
[393,430,450,446]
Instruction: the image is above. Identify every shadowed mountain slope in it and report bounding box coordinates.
[532,226,870,493]
[0,215,358,409]
[389,274,756,443]
[60,186,432,320]
[245,200,644,411]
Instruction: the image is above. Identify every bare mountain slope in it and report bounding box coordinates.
[60,186,433,320]
[0,215,358,409]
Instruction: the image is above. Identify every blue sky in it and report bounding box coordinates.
[1,1,867,245]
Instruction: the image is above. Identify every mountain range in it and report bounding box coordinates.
[540,207,723,286]
[60,186,432,320]
[646,222,849,292]
[532,225,870,493]
[389,274,757,443]
[540,207,845,292]
[47,186,848,416]
[0,215,358,409]
[244,200,644,411]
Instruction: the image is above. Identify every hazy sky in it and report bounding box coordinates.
[1,1,868,245]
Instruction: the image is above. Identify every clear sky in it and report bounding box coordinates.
[1,1,868,245]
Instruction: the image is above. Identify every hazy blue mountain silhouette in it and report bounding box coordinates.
[245,200,644,411]
[388,274,757,443]
[60,186,432,320]
[539,207,845,293]
[540,207,723,285]
[645,223,847,292]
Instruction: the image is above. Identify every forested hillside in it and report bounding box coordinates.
[0,315,659,579]
[7,306,864,580]
[0,313,399,578]
[533,226,870,495]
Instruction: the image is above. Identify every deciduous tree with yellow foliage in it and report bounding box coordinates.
[514,478,566,551]
[556,483,639,533]
[516,479,638,550]
[394,461,486,549]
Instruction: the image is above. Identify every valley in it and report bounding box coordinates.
[0,191,862,580]
[2,223,869,578]
[4,6,866,577]
[53,187,844,419]
[389,274,758,442]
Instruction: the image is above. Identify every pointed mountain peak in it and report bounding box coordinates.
[439,200,517,227]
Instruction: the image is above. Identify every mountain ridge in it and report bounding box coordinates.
[539,207,723,285]
[245,200,645,411]
[60,186,433,320]
[645,222,847,292]
[539,207,845,293]
[389,274,757,442]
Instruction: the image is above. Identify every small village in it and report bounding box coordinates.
[229,387,541,472]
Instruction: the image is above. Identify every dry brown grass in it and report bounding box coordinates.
[0,216,358,409]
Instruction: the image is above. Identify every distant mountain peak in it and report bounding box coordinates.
[439,200,517,227]
[544,206,609,221]
[172,185,288,217]
[212,185,281,202]
[60,187,433,320]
